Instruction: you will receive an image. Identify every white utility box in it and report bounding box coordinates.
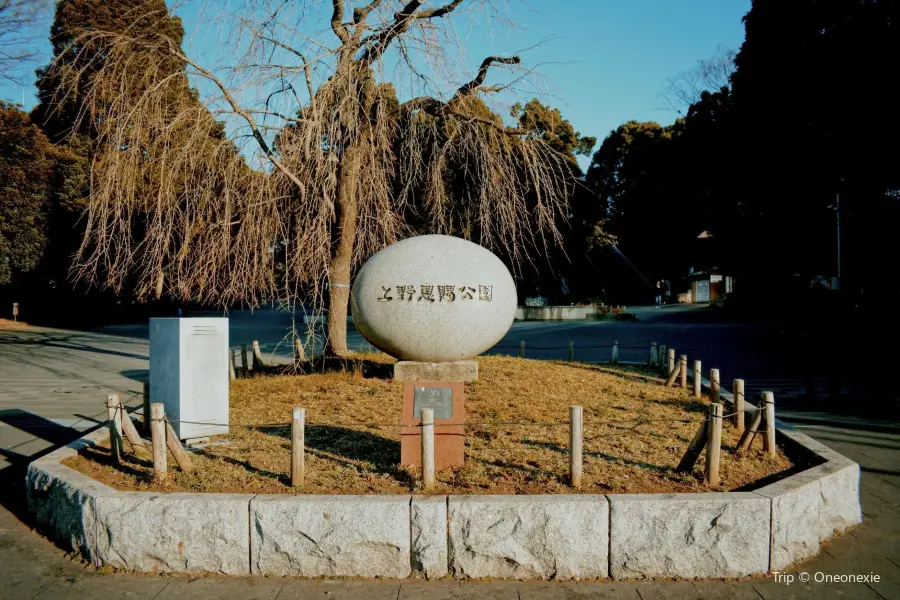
[149,317,229,440]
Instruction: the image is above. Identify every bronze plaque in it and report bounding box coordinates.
[413,386,453,420]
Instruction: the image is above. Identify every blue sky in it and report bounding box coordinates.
[3,0,750,161]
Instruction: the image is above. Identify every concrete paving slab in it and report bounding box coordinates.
[519,582,641,599]
[630,582,700,600]
[690,581,768,599]
[32,574,171,599]
[276,580,402,599]
[399,580,461,599]
[457,581,520,599]
[154,577,284,600]
[751,577,885,600]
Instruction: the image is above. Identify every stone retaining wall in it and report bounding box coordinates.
[26,420,860,579]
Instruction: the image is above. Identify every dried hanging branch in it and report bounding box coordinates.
[46,0,577,355]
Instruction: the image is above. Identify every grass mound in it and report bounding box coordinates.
[65,355,793,495]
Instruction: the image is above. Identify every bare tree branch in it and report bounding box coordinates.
[330,0,350,44]
[451,55,521,102]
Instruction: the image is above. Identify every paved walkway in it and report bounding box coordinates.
[1,315,898,599]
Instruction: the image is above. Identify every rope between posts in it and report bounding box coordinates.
[152,415,710,429]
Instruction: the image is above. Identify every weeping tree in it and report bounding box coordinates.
[45,0,578,355]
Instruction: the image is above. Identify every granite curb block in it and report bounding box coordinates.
[93,492,253,574]
[448,495,609,580]
[25,372,862,580]
[250,495,412,578]
[411,496,449,578]
[609,492,770,578]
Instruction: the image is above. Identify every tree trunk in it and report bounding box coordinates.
[324,145,360,357]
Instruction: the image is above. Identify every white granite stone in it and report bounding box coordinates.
[250,495,411,577]
[93,492,252,574]
[756,461,861,571]
[448,495,608,580]
[608,493,770,579]
[411,496,448,578]
[26,459,115,563]
[351,235,517,361]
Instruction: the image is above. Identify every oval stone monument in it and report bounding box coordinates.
[350,235,516,363]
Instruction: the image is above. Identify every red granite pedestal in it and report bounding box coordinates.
[399,380,465,469]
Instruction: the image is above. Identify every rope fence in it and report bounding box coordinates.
[114,336,779,489]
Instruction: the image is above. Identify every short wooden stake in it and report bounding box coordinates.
[659,345,667,375]
[567,341,574,362]
[142,381,151,435]
[665,361,680,387]
[705,403,723,486]
[240,344,249,374]
[611,341,619,365]
[693,360,702,399]
[252,340,265,371]
[116,397,146,450]
[164,418,193,472]
[676,419,708,473]
[291,406,305,486]
[667,348,676,378]
[107,395,123,464]
[710,369,721,404]
[150,403,167,480]
[421,408,435,489]
[648,342,658,367]
[763,391,776,456]
[679,355,688,389]
[569,405,583,489]
[229,349,237,381]
[737,406,763,453]
[733,379,745,434]
[519,340,525,358]
[294,338,307,362]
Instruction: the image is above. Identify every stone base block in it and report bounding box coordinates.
[448,495,609,580]
[401,433,464,469]
[394,360,478,382]
[609,492,770,579]
[251,495,411,578]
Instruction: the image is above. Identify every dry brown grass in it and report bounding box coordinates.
[64,355,795,495]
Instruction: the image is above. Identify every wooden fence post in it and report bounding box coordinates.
[162,418,193,471]
[115,396,145,450]
[611,341,619,365]
[421,408,435,489]
[710,369,721,404]
[733,379,745,434]
[705,403,723,486]
[679,355,688,389]
[763,391,776,456]
[142,381,151,435]
[107,395,123,464]
[658,345,667,374]
[229,349,237,381]
[676,418,709,473]
[252,340,265,371]
[569,405,583,489]
[667,349,676,378]
[567,341,574,362]
[693,360,702,399]
[292,406,305,486]
[519,341,525,358]
[240,344,249,374]
[150,403,167,480]
[737,403,763,453]
[648,342,658,367]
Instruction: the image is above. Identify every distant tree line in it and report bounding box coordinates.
[2,0,897,326]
